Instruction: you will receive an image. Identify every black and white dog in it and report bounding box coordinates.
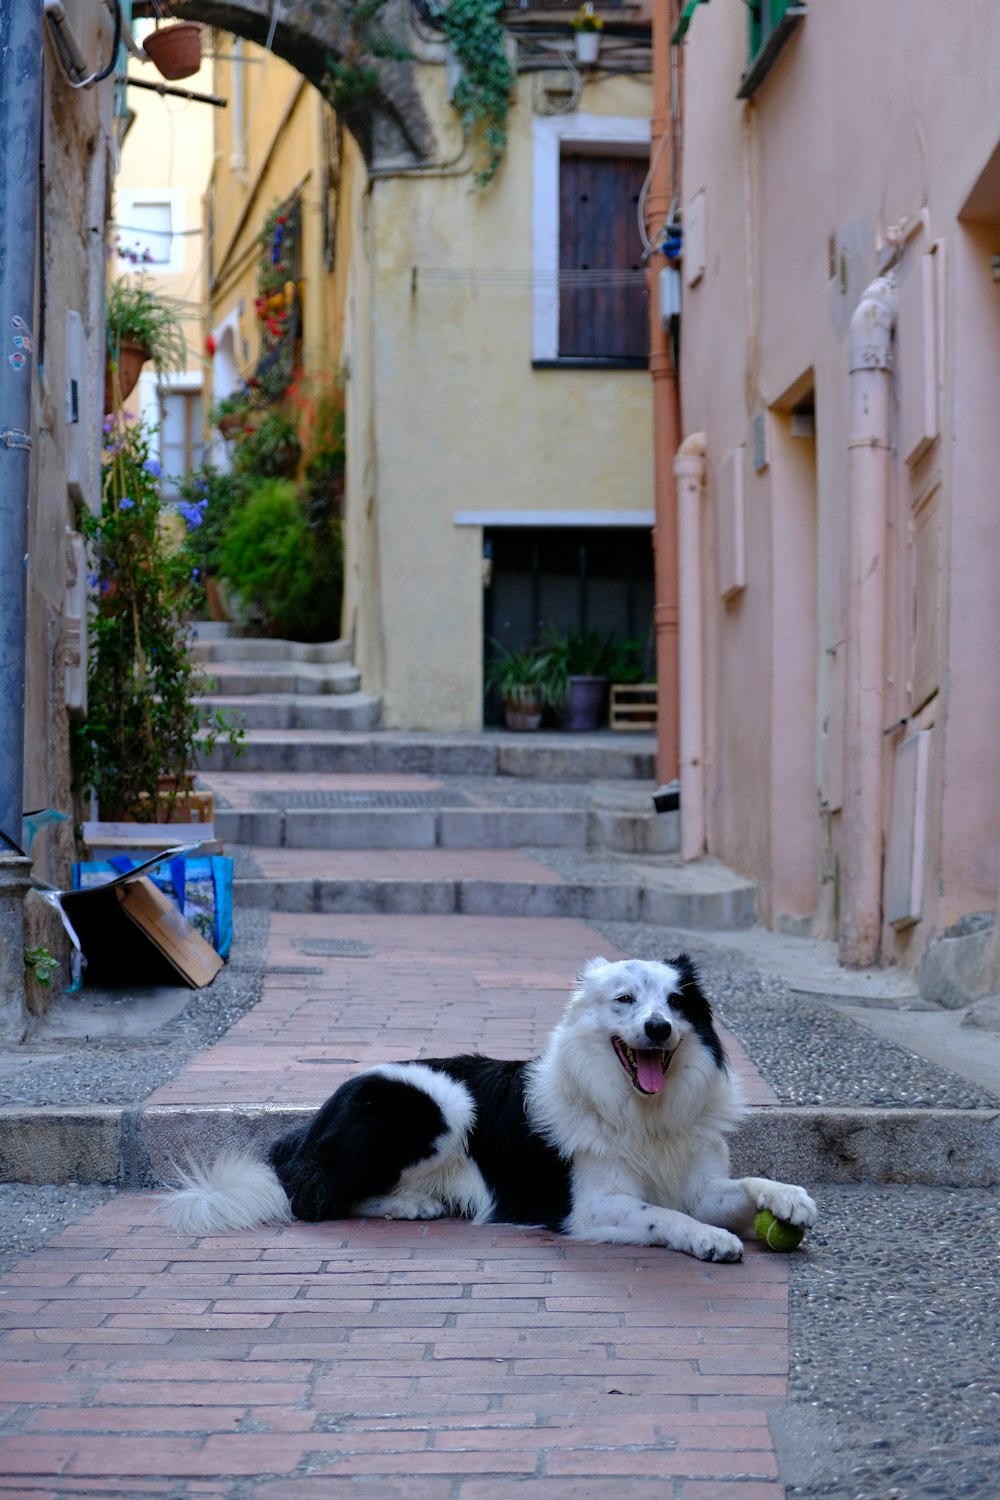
[162,955,816,1262]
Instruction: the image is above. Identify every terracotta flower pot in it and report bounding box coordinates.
[104,337,149,412]
[143,22,202,82]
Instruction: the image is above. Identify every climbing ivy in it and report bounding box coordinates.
[438,0,514,187]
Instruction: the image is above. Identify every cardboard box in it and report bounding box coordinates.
[48,843,224,989]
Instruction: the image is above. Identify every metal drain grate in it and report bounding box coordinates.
[260,789,473,810]
[294,939,376,958]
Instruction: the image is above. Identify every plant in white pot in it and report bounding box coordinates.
[572,3,603,65]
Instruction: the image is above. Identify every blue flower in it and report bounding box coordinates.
[177,498,208,530]
[118,496,135,510]
[142,458,162,479]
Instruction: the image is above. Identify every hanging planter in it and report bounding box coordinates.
[103,338,149,412]
[574,30,601,63]
[142,21,202,82]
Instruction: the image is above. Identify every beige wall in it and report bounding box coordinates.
[365,67,654,728]
[680,0,1000,972]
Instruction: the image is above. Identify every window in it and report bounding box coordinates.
[532,114,651,367]
[115,189,186,275]
[737,0,806,99]
[158,387,205,499]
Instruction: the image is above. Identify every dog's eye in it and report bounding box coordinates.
[614,993,634,1006]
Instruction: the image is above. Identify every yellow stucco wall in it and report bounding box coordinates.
[363,66,654,728]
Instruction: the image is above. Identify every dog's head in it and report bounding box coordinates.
[569,954,726,1097]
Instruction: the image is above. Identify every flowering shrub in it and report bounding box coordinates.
[70,418,243,820]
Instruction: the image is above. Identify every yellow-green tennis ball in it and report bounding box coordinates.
[754,1209,806,1252]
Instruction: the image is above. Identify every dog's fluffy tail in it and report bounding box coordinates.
[158,1152,293,1234]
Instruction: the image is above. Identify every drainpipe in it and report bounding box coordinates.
[0,0,44,1040]
[674,433,706,861]
[840,271,898,968]
[649,0,681,789]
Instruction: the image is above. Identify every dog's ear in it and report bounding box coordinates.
[578,956,608,980]
[666,952,700,988]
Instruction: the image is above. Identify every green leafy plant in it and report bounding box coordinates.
[439,0,515,188]
[218,478,343,642]
[24,945,59,987]
[176,463,247,580]
[571,2,604,30]
[233,407,302,479]
[537,625,619,706]
[71,418,244,820]
[608,635,652,684]
[484,639,553,707]
[106,275,187,376]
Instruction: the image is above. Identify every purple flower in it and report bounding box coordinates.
[191,567,200,580]
[118,496,135,510]
[142,458,162,479]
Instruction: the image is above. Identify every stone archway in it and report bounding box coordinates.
[155,0,436,167]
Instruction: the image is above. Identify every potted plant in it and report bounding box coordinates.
[484,640,551,731]
[232,406,302,479]
[540,626,618,731]
[608,636,658,730]
[71,417,243,821]
[105,275,187,410]
[208,392,250,441]
[572,3,603,64]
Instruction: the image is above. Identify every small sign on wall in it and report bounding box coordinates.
[716,446,746,602]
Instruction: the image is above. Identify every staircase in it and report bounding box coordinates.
[191,627,757,931]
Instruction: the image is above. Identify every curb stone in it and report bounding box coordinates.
[3,1103,997,1190]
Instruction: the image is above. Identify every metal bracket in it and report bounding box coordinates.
[1,429,32,451]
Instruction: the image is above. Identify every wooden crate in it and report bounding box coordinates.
[610,683,658,731]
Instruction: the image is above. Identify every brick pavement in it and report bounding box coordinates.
[0,911,790,1496]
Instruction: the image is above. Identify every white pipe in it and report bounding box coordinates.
[675,432,707,862]
[840,272,898,967]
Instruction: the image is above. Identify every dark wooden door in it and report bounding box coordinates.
[558,153,648,361]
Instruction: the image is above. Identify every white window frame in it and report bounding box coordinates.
[115,187,186,276]
[531,113,652,363]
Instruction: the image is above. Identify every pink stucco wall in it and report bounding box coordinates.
[678,0,1000,971]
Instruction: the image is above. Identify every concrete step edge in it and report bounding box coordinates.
[1,1104,995,1189]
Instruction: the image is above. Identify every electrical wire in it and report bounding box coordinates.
[45,0,123,90]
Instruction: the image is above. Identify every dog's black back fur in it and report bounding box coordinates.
[269,1056,572,1231]
[270,1073,448,1221]
[425,1056,572,1230]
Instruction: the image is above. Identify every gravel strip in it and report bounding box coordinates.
[780,1182,1000,1499]
[590,920,1000,1109]
[0,1184,115,1274]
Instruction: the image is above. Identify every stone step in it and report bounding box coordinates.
[203,775,679,853]
[4,1103,996,1188]
[195,692,382,732]
[196,728,658,780]
[229,847,755,929]
[192,636,354,665]
[196,661,362,696]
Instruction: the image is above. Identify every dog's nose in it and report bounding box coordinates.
[644,1015,672,1045]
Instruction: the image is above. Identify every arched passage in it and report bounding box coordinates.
[147,0,435,166]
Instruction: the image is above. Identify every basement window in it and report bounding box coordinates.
[737,0,806,99]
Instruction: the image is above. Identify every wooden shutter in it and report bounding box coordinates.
[558,153,648,361]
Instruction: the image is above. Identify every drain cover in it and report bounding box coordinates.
[294,939,375,958]
[260,789,473,810]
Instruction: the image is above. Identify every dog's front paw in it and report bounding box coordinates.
[756,1183,817,1228]
[688,1225,744,1263]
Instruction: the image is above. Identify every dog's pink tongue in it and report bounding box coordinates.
[636,1050,666,1094]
